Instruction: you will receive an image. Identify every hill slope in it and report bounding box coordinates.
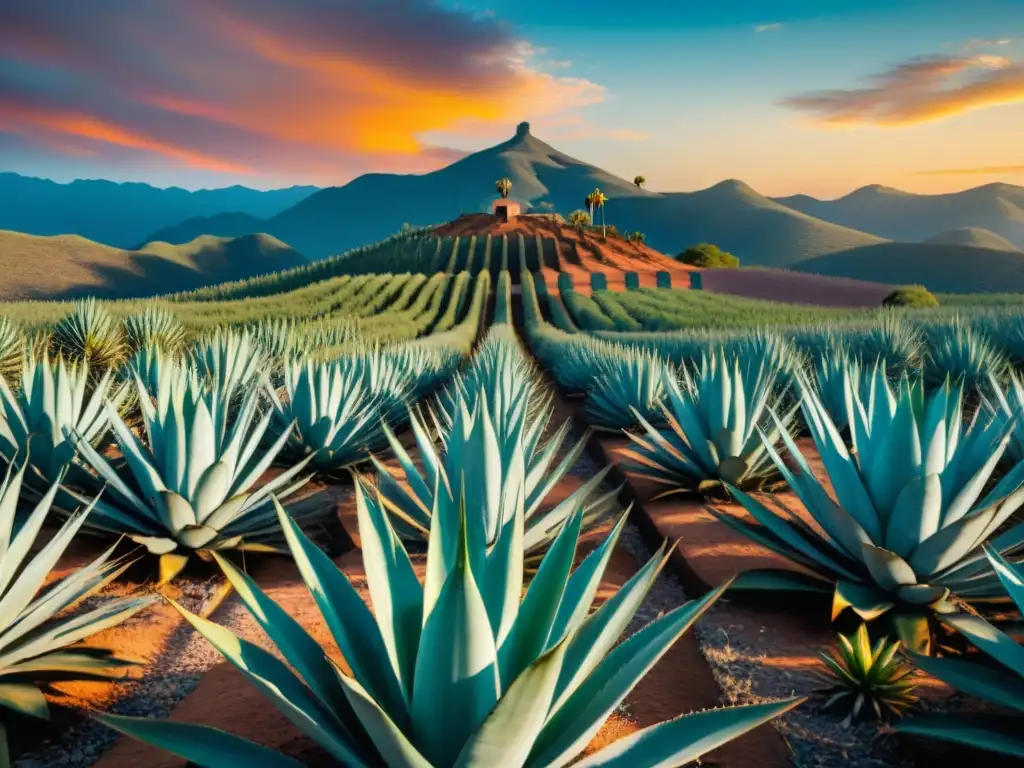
[0,231,305,300]
[791,242,1024,293]
[0,173,318,249]
[925,227,1020,252]
[143,123,883,266]
[774,184,1024,247]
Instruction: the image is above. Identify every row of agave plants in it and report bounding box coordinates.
[521,274,1024,756]
[0,320,809,767]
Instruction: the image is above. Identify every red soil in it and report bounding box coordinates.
[434,213,695,294]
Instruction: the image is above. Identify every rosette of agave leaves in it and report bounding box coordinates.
[0,463,154,763]
[96,471,801,766]
[898,548,1024,758]
[714,368,1024,653]
[584,349,672,431]
[0,354,128,492]
[623,349,796,496]
[66,365,315,583]
[371,393,619,562]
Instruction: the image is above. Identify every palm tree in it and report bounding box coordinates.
[495,178,512,199]
[585,192,597,224]
[568,209,590,236]
[591,188,609,237]
[634,175,646,188]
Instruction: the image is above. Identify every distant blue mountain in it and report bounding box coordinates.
[0,173,319,248]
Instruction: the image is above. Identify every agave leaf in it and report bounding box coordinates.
[832,580,894,621]
[884,474,943,558]
[861,544,917,591]
[573,698,803,768]
[897,713,1024,758]
[95,713,306,768]
[942,611,1024,673]
[0,682,49,719]
[909,652,1024,713]
[730,568,832,593]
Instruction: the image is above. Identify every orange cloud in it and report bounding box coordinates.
[0,103,253,174]
[0,1,608,182]
[782,54,1024,127]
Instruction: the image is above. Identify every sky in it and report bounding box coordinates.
[0,0,1021,198]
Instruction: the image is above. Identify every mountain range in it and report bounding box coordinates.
[1,122,1022,294]
[0,231,305,300]
[0,173,319,249]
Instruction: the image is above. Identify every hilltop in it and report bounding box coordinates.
[773,183,1024,248]
[925,227,1020,252]
[0,231,305,300]
[141,124,884,266]
[0,173,318,249]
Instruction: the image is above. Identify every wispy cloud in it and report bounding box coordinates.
[781,53,1024,127]
[964,38,1013,49]
[0,1,607,183]
[755,23,783,33]
[915,164,1024,175]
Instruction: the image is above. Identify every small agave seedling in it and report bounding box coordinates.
[67,367,315,583]
[0,354,128,490]
[623,350,796,496]
[96,468,801,766]
[0,463,155,763]
[266,357,403,472]
[714,374,1024,653]
[51,298,127,371]
[898,548,1024,758]
[818,624,918,726]
[585,348,672,431]
[373,393,619,559]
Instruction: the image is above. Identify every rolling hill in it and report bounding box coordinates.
[0,231,306,300]
[0,173,319,249]
[791,242,1024,293]
[773,183,1024,248]
[925,227,1020,252]
[142,123,884,266]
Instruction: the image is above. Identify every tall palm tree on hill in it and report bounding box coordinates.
[495,178,512,199]
[591,188,609,237]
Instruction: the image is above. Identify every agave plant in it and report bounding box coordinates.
[66,368,315,582]
[373,393,619,559]
[0,355,128,490]
[985,369,1024,462]
[51,298,127,371]
[0,463,155,762]
[190,328,266,402]
[623,350,796,496]
[898,548,1024,757]
[266,357,401,472]
[97,471,800,766]
[585,349,672,431]
[818,624,918,726]
[124,306,187,354]
[714,374,1024,653]
[0,317,23,385]
[923,319,1007,392]
[810,347,864,431]
[845,313,922,374]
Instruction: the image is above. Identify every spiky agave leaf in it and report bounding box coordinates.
[66,367,315,582]
[810,346,863,431]
[266,356,403,472]
[585,348,672,431]
[372,392,620,559]
[95,469,802,766]
[51,299,127,372]
[190,328,267,403]
[623,349,796,496]
[897,548,1024,757]
[984,369,1024,463]
[817,624,918,725]
[0,463,155,759]
[0,318,24,386]
[123,307,187,354]
[923,318,1007,393]
[714,371,1024,653]
[0,354,128,490]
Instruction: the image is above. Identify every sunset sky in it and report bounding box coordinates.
[0,0,1021,197]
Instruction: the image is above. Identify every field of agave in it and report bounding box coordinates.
[0,253,1023,767]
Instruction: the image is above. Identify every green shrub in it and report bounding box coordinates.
[884,285,939,308]
[678,243,739,268]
